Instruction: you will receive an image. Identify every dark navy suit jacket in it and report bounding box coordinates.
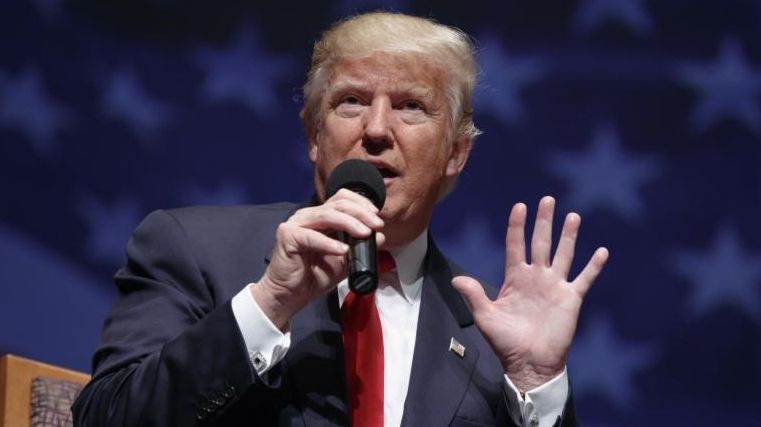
[72,203,577,426]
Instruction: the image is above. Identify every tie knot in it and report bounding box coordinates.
[378,250,396,274]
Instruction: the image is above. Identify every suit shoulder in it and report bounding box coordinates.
[133,203,297,259]
[161,202,297,232]
[131,203,297,282]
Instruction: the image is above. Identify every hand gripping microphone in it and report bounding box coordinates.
[325,159,386,295]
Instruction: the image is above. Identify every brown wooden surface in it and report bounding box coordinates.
[0,354,90,427]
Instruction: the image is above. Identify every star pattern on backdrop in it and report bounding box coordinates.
[547,124,660,221]
[102,68,172,142]
[437,216,504,286]
[0,67,70,152]
[568,314,655,409]
[2,2,761,423]
[194,28,294,116]
[677,38,761,135]
[673,225,761,322]
[571,0,653,36]
[79,196,142,267]
[473,35,544,124]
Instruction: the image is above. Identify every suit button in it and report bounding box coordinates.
[222,386,235,399]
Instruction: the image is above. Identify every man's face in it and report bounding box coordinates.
[308,52,471,248]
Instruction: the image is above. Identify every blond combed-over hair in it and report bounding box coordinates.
[300,12,481,143]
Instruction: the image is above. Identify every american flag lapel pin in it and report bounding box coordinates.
[449,337,465,358]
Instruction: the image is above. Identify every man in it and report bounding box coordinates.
[73,12,608,427]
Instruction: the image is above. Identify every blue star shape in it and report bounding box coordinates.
[182,182,249,206]
[473,35,544,125]
[673,226,761,322]
[0,67,69,152]
[547,124,660,221]
[102,68,172,141]
[572,0,653,36]
[568,314,655,409]
[677,38,761,135]
[194,28,294,116]
[437,216,504,287]
[79,196,141,266]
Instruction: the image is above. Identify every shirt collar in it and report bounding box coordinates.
[384,229,427,303]
[337,229,428,305]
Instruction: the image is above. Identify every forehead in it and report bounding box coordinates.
[327,52,447,96]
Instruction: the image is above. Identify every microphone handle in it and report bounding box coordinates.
[345,231,378,294]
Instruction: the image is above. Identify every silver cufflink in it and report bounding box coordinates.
[251,351,267,372]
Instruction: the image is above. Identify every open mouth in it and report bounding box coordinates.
[377,167,398,179]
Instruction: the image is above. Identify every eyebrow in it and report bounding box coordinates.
[327,79,437,104]
[327,79,370,96]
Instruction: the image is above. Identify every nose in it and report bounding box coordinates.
[362,97,393,154]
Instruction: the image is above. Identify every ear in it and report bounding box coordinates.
[444,135,473,178]
[307,128,319,164]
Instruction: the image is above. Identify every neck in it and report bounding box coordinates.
[381,212,432,251]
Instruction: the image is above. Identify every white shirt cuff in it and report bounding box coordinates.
[231,283,291,375]
[503,367,569,427]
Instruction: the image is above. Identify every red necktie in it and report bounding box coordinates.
[342,251,395,427]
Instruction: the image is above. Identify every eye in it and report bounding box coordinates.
[333,94,364,117]
[401,100,423,111]
[340,95,361,105]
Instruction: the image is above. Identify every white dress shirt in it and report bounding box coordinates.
[231,230,568,427]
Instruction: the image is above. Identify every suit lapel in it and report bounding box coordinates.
[400,240,479,427]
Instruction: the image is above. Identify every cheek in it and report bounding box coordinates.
[407,137,451,172]
[321,118,363,151]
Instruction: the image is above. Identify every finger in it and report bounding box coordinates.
[310,256,349,295]
[572,247,609,298]
[505,203,527,270]
[530,196,555,266]
[277,223,349,256]
[330,188,379,212]
[451,276,491,314]
[375,231,386,249]
[291,206,374,238]
[552,212,581,278]
[325,198,384,230]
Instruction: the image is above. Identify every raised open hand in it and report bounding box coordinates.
[452,196,609,391]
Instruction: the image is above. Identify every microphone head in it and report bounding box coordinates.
[325,159,386,209]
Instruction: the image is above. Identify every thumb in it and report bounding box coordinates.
[452,276,490,313]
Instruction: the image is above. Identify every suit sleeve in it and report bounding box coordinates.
[72,209,282,426]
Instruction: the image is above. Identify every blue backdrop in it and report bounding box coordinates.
[1,1,760,425]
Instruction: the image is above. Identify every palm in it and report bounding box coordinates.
[452,197,608,390]
[487,261,582,373]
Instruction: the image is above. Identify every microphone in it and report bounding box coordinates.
[325,159,386,295]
